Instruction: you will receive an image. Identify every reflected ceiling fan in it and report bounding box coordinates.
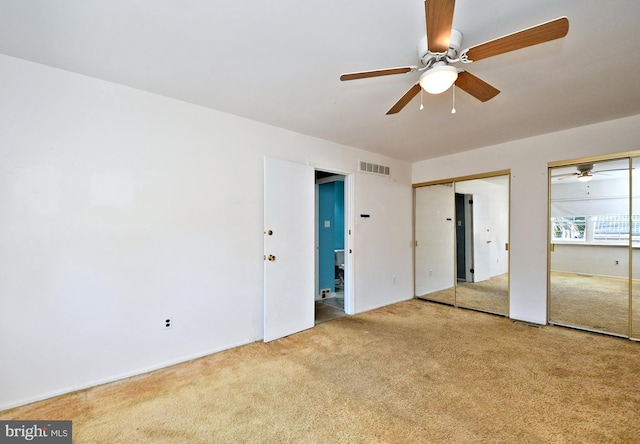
[554,164,630,182]
[340,0,569,114]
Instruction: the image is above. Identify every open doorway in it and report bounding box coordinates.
[315,170,348,324]
[455,193,468,282]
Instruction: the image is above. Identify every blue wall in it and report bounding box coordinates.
[334,181,344,250]
[318,181,345,293]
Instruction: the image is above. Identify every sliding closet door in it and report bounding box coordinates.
[454,176,510,315]
[414,184,455,304]
[632,157,640,340]
[549,159,630,336]
[414,174,510,313]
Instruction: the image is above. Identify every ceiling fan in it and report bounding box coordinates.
[554,164,630,182]
[339,0,569,115]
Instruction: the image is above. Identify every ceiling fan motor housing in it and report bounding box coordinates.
[417,28,463,66]
[577,163,595,173]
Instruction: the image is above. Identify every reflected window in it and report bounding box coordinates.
[592,214,639,243]
[551,216,586,241]
[551,214,640,244]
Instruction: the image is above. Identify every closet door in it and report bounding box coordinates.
[454,176,510,315]
[414,174,510,314]
[414,184,455,304]
[632,157,640,340]
[549,159,630,336]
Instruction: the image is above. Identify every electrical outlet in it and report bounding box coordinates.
[320,288,331,298]
[164,317,172,329]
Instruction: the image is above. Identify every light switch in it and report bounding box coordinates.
[324,220,331,228]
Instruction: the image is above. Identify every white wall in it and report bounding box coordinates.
[0,54,413,410]
[413,114,640,324]
[551,177,634,217]
[551,244,640,278]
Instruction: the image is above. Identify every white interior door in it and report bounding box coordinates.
[264,157,314,342]
[471,194,491,282]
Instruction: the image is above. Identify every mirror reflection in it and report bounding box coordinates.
[414,174,510,315]
[549,158,631,336]
[454,176,510,315]
[632,157,640,340]
[415,183,455,305]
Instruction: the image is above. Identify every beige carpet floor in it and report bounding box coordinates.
[550,271,639,337]
[417,273,509,316]
[2,299,640,443]
[419,271,640,338]
[455,273,509,315]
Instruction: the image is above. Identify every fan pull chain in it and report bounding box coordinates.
[451,86,457,114]
[419,89,424,111]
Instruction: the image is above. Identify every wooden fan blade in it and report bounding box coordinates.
[425,0,456,53]
[554,173,579,180]
[465,17,569,62]
[386,83,422,115]
[340,66,415,81]
[455,71,500,102]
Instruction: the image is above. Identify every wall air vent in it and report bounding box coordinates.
[359,161,390,177]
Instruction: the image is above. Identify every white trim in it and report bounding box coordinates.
[312,165,355,315]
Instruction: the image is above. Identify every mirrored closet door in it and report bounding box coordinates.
[414,183,455,305]
[631,157,640,340]
[414,173,510,316]
[549,158,632,337]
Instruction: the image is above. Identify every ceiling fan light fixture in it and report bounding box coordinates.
[419,63,458,94]
[577,172,593,182]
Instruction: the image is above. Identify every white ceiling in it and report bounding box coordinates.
[0,0,639,163]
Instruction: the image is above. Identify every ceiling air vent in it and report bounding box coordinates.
[359,161,390,177]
